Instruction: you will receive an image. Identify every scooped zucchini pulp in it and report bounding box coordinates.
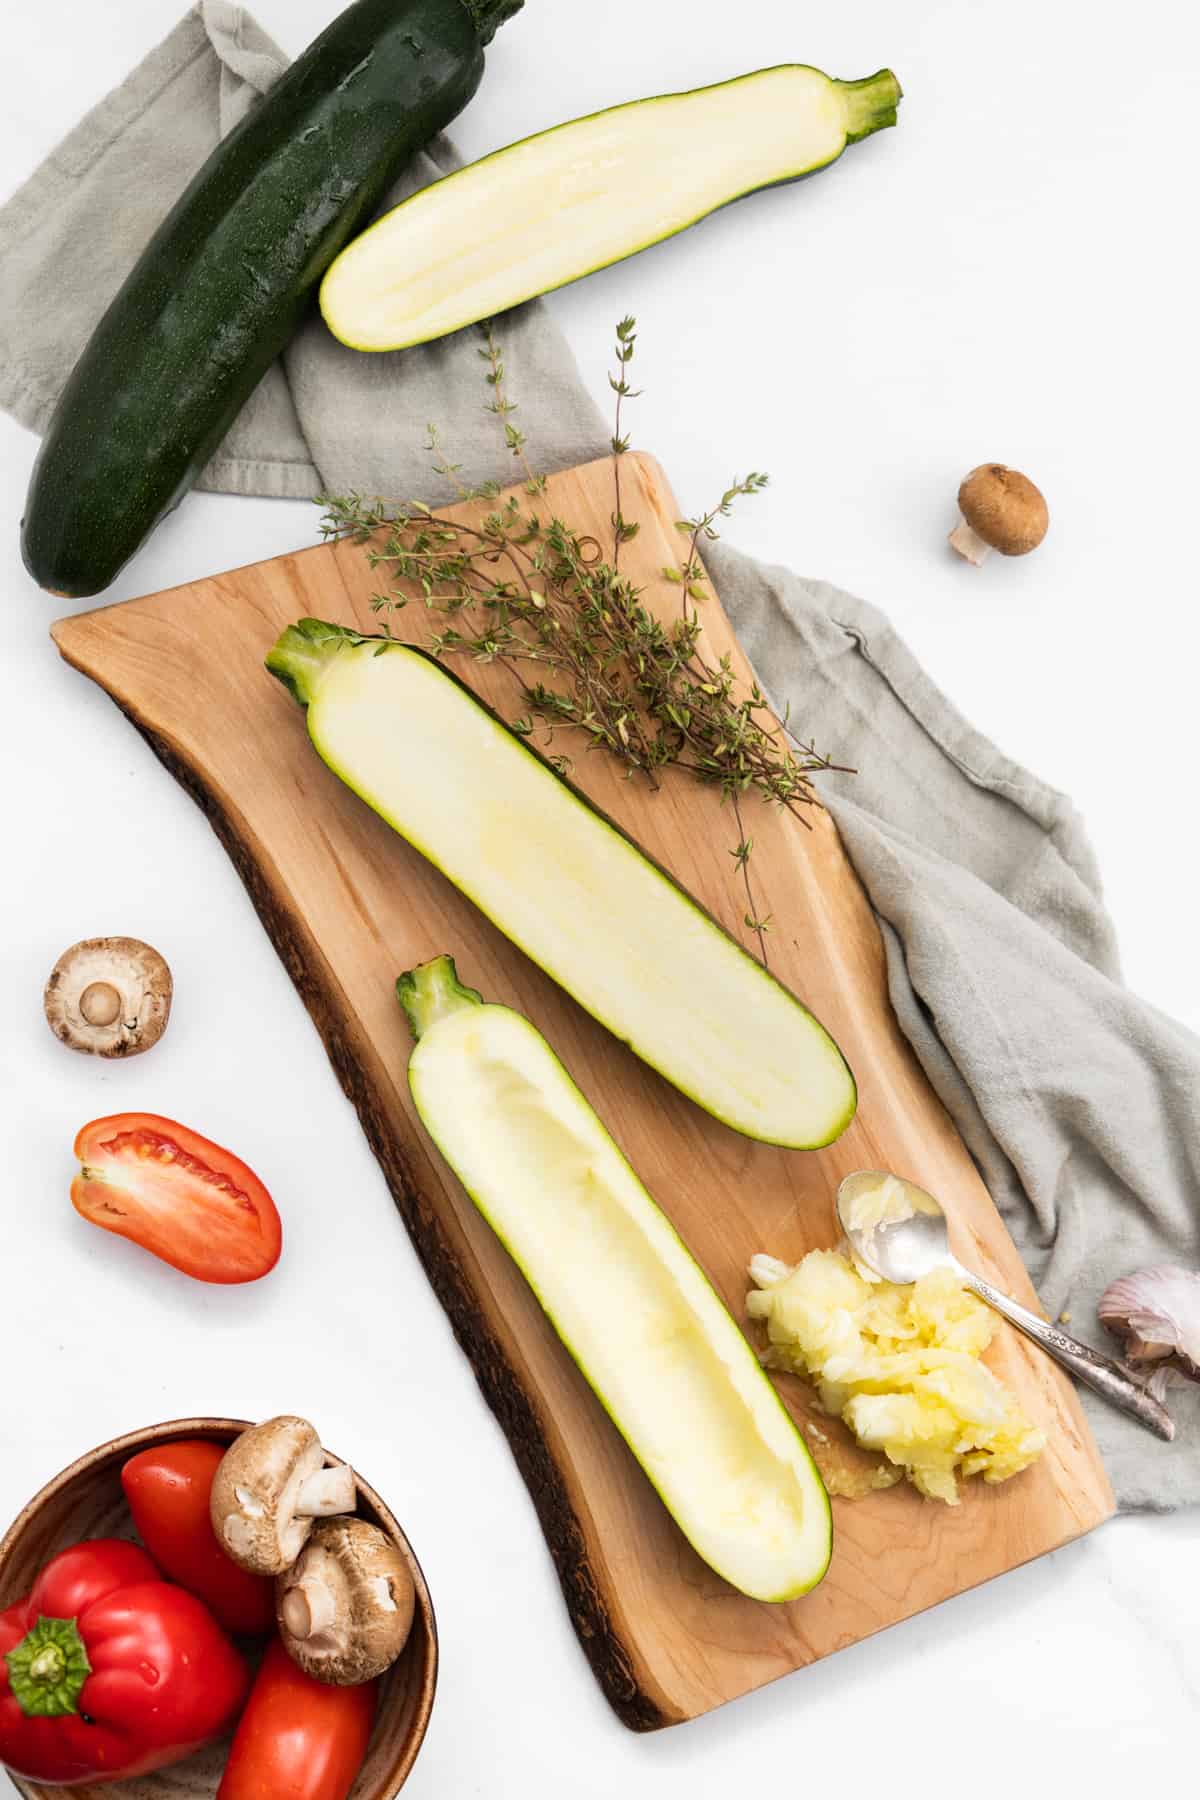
[321,64,901,351]
[267,621,856,1149]
[399,956,832,1601]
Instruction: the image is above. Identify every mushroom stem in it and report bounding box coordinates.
[281,1578,338,1644]
[79,982,123,1027]
[296,1463,356,1518]
[948,518,993,565]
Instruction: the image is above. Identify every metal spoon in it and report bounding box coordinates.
[836,1170,1174,1441]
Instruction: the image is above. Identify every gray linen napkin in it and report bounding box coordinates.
[3,5,1196,1508]
[0,2,606,497]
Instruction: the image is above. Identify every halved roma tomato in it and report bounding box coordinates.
[72,1113,282,1284]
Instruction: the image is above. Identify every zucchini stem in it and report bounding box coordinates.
[838,69,903,143]
[397,956,484,1041]
[461,0,524,45]
[266,618,364,708]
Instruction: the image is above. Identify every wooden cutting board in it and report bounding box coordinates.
[51,452,1114,1730]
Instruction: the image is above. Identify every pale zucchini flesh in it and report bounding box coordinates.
[320,65,902,351]
[398,955,832,1602]
[267,621,857,1150]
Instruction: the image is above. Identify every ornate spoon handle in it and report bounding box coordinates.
[956,1263,1175,1441]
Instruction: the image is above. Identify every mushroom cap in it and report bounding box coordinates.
[957,464,1049,556]
[44,937,172,1058]
[211,1416,328,1576]
[277,1517,416,1686]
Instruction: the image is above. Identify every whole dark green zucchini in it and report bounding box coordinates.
[21,0,521,598]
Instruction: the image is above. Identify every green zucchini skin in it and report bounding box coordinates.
[21,0,521,598]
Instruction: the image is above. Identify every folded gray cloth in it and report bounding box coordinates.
[0,2,605,498]
[3,4,1195,1508]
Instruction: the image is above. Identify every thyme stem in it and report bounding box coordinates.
[610,316,639,568]
[731,790,770,967]
[319,319,849,965]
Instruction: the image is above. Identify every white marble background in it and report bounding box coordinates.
[2,0,1196,1790]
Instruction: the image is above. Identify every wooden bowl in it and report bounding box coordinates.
[0,1418,438,1799]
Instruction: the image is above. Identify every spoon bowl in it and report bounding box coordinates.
[835,1170,950,1284]
[835,1170,1175,1441]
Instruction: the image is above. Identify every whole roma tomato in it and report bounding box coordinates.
[218,1639,376,1800]
[72,1113,282,1283]
[122,1441,275,1636]
[0,1539,249,1785]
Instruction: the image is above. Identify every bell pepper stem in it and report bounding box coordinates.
[5,1616,92,1717]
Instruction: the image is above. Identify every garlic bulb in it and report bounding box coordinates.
[1098,1266,1200,1399]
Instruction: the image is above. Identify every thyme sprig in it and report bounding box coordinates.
[609,315,640,565]
[319,319,850,964]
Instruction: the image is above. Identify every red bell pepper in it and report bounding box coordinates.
[121,1441,276,1636]
[218,1639,377,1800]
[0,1538,249,1785]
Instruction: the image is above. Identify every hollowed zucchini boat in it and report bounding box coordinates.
[399,955,832,1601]
[267,620,856,1150]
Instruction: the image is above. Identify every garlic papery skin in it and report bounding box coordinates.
[1098,1266,1200,1390]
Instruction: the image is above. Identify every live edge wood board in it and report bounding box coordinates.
[51,453,1114,1730]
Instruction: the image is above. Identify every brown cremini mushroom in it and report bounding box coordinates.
[210,1417,358,1576]
[949,464,1049,565]
[43,937,173,1058]
[277,1517,416,1686]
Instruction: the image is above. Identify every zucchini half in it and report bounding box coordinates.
[320,63,901,351]
[267,621,856,1149]
[399,955,832,1602]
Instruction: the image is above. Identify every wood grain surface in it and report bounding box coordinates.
[50,453,1115,1730]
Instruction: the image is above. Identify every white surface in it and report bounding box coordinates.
[2,0,1197,1787]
